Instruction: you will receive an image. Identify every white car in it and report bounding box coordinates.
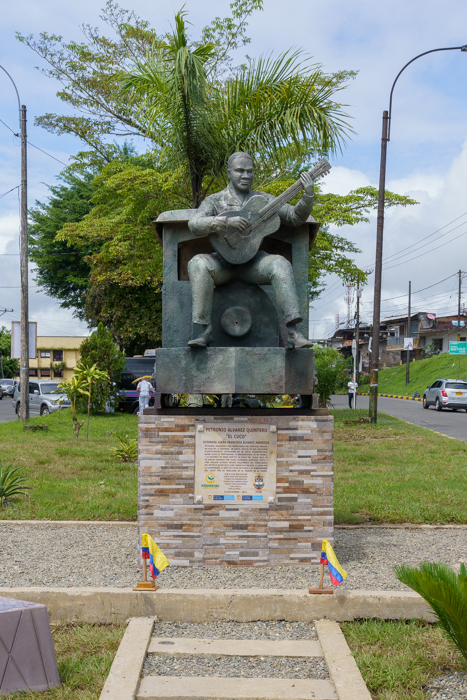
[14,380,71,417]
[0,378,18,397]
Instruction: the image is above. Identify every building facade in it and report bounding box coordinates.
[28,336,87,381]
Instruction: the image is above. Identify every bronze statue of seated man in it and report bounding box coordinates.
[187,151,315,349]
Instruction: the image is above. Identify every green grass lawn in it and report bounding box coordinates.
[333,409,467,524]
[0,411,138,521]
[358,353,467,397]
[2,406,467,524]
[10,623,126,700]
[342,619,465,700]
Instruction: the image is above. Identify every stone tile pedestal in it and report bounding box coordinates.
[0,597,60,694]
[138,409,334,567]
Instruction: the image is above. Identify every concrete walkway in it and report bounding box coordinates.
[100,617,371,700]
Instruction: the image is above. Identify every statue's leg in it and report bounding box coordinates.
[240,253,313,348]
[187,254,234,347]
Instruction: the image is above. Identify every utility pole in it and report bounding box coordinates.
[353,283,361,409]
[458,269,462,380]
[406,281,411,386]
[0,66,29,421]
[19,105,29,421]
[369,45,467,424]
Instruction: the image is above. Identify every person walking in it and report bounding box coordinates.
[347,376,358,409]
[137,377,154,415]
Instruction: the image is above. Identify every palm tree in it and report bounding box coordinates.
[119,10,352,207]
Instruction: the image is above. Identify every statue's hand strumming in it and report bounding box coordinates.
[228,216,249,231]
[300,171,315,197]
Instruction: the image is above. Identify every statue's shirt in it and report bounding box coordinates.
[189,184,313,237]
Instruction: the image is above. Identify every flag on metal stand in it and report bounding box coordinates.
[133,533,170,591]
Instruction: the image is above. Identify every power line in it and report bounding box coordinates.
[0,185,20,199]
[380,210,467,265]
[27,141,68,167]
[0,117,15,134]
[0,116,68,166]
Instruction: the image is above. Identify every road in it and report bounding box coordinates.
[331,393,467,443]
[0,396,17,424]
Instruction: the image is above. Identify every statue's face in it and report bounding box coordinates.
[228,156,254,193]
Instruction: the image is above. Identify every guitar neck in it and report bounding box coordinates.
[246,158,330,233]
[255,179,303,225]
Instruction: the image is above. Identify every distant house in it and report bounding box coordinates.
[330,311,467,374]
[28,336,88,381]
[421,314,467,353]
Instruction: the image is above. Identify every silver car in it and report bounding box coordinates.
[0,378,18,397]
[14,380,71,417]
[423,378,467,411]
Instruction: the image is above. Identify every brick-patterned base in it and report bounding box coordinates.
[138,411,334,567]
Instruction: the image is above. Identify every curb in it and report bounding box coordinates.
[316,619,372,700]
[99,616,154,700]
[0,587,434,624]
[337,392,422,401]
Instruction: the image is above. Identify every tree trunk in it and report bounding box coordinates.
[86,394,91,441]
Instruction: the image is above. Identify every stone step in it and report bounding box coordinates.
[148,638,323,657]
[137,676,337,700]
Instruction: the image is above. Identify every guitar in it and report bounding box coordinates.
[209,157,331,265]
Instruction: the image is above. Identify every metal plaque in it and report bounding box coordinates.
[194,422,277,505]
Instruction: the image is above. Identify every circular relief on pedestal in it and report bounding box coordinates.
[220,306,252,337]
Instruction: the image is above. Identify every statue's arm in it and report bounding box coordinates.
[278,171,315,227]
[188,198,227,238]
[278,192,314,227]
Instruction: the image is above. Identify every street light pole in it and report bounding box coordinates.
[369,45,467,423]
[0,66,29,421]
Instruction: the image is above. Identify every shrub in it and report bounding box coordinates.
[110,432,138,462]
[395,561,467,662]
[314,346,351,405]
[0,462,30,506]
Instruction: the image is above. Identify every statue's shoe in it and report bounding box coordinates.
[287,330,314,349]
[188,324,212,348]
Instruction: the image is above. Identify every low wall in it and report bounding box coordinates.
[0,588,434,624]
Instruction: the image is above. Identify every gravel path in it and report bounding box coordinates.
[143,656,329,680]
[1,523,467,589]
[427,672,467,699]
[152,621,318,640]
[144,621,327,682]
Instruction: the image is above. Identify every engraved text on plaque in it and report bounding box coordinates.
[194,422,277,504]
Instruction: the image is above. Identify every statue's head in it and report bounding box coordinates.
[227,152,254,193]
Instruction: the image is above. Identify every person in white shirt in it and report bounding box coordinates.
[347,377,358,409]
[137,378,154,415]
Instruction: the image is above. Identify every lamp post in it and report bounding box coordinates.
[0,66,29,421]
[369,45,467,423]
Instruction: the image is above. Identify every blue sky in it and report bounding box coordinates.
[1,0,467,339]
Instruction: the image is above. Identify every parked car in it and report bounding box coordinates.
[0,378,18,397]
[14,380,71,417]
[118,357,156,414]
[423,378,467,411]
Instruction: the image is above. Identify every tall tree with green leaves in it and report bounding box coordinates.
[28,172,99,318]
[0,327,20,378]
[119,10,352,207]
[79,323,126,411]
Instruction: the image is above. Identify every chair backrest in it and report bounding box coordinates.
[154,209,318,348]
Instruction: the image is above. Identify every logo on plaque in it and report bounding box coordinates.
[254,474,264,490]
[206,474,215,484]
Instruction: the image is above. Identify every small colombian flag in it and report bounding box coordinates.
[320,539,347,587]
[141,533,170,580]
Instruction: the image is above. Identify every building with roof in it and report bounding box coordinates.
[28,336,87,381]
